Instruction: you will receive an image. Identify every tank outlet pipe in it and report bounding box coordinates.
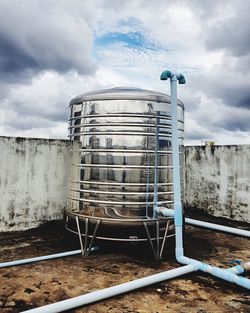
[155,207,250,238]
[22,264,196,313]
[161,70,250,290]
[0,247,98,269]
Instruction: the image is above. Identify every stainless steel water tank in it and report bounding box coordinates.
[65,87,184,255]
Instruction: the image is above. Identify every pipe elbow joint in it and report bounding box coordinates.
[160,70,172,80]
[160,70,186,84]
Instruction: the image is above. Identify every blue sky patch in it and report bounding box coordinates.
[94,30,161,51]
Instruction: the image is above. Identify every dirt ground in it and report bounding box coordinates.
[0,217,249,313]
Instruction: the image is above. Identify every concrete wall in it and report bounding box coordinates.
[0,136,76,232]
[0,137,249,232]
[185,145,250,223]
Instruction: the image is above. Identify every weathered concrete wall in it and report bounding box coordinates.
[185,145,250,223]
[0,136,76,232]
[0,137,249,232]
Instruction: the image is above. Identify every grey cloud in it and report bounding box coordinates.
[186,67,250,110]
[209,111,250,132]
[0,1,96,82]
[185,131,209,141]
[203,1,250,57]
[0,33,39,82]
[206,18,250,57]
[4,99,68,125]
[181,0,221,18]
[6,115,55,131]
[213,86,250,109]
[182,68,250,142]
[178,0,250,58]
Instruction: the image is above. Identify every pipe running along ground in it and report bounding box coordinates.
[0,247,98,268]
[155,207,250,238]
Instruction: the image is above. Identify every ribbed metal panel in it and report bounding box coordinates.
[67,87,184,222]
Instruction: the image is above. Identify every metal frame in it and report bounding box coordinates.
[65,210,174,258]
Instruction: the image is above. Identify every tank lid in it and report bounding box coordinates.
[69,87,184,108]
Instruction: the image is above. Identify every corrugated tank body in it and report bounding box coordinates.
[65,87,184,254]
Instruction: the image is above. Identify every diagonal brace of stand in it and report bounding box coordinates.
[143,219,172,259]
[75,217,101,256]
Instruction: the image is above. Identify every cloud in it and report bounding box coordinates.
[204,1,250,57]
[0,0,96,82]
[0,67,132,138]
[0,0,249,144]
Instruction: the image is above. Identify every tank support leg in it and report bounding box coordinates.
[160,219,170,258]
[76,216,84,255]
[83,218,89,255]
[156,220,160,258]
[143,222,157,259]
[85,220,101,256]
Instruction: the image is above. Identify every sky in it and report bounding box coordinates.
[0,0,249,145]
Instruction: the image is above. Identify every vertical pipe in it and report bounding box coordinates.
[153,112,160,218]
[165,71,250,291]
[170,76,184,259]
[145,158,150,218]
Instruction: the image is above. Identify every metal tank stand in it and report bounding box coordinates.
[65,211,174,259]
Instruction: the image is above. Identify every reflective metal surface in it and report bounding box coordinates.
[67,87,184,223]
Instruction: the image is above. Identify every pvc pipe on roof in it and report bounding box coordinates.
[176,255,250,289]
[22,264,196,313]
[155,207,250,238]
[0,247,98,268]
[169,74,250,290]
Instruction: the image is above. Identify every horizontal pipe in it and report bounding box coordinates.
[22,264,196,313]
[177,256,250,290]
[186,218,250,238]
[156,208,250,238]
[0,248,98,269]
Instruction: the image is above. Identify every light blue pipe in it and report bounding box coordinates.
[165,70,250,290]
[176,255,250,289]
[22,264,196,313]
[0,247,98,268]
[227,265,245,275]
[156,207,250,238]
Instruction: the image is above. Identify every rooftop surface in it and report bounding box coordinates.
[0,218,249,313]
